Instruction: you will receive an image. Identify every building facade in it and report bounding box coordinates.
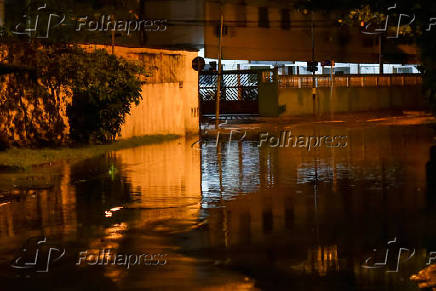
[204,1,418,64]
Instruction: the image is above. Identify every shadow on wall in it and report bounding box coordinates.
[0,72,69,148]
[82,46,200,139]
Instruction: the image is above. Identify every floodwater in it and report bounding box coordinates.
[0,122,435,290]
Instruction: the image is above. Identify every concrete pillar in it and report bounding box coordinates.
[237,64,242,100]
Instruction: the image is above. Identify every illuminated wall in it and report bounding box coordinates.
[83,45,200,138]
[0,44,199,146]
[278,86,426,117]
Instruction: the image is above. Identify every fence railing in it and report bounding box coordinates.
[199,70,260,101]
[278,74,422,89]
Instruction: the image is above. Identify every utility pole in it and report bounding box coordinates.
[379,34,383,74]
[330,60,334,120]
[311,10,316,117]
[215,11,224,130]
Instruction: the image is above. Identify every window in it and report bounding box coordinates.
[237,3,247,27]
[258,7,269,28]
[281,9,291,30]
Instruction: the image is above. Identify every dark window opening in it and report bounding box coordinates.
[258,7,269,28]
[281,9,291,30]
[238,3,247,27]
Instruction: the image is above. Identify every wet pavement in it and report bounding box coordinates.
[0,117,436,290]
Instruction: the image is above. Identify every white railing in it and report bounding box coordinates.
[278,74,422,88]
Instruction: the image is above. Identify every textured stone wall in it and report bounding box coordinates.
[0,73,71,147]
[0,45,199,147]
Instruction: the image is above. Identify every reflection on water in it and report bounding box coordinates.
[289,245,339,277]
[201,141,261,206]
[0,124,435,290]
[411,264,436,289]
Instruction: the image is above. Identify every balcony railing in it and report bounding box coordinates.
[278,74,422,89]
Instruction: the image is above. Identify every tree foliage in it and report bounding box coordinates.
[0,42,71,147]
[295,0,436,113]
[343,0,436,112]
[0,41,145,147]
[67,48,145,144]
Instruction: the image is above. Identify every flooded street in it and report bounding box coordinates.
[1,0,435,289]
[0,121,435,290]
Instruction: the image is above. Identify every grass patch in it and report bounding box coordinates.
[0,135,180,170]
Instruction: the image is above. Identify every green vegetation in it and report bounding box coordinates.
[0,42,145,146]
[66,48,145,144]
[298,0,436,114]
[0,134,179,169]
[3,0,151,47]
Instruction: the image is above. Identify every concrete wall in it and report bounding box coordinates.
[0,44,198,146]
[0,63,71,146]
[204,1,417,63]
[141,0,204,49]
[278,86,426,117]
[259,82,279,117]
[85,45,199,138]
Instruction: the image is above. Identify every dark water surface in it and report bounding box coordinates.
[0,123,436,290]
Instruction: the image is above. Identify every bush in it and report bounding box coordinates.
[0,42,145,146]
[66,49,144,144]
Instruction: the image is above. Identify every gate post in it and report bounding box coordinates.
[258,69,280,117]
[237,64,242,101]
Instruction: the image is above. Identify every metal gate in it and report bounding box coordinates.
[199,70,260,115]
